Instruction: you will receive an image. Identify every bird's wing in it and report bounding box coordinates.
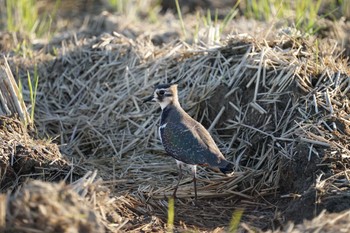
[160,120,224,166]
[190,121,226,160]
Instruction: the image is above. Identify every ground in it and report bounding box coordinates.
[1,1,350,232]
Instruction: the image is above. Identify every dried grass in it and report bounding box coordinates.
[0,58,30,123]
[1,12,350,231]
[0,116,68,191]
[4,172,102,232]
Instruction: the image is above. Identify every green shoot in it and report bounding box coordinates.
[27,65,39,125]
[242,0,329,35]
[213,9,219,43]
[229,209,244,233]
[175,0,187,38]
[36,0,61,38]
[194,11,200,44]
[245,0,272,21]
[14,40,34,59]
[6,0,15,32]
[167,197,175,233]
[295,0,323,34]
[109,0,126,13]
[220,0,240,34]
[207,8,211,26]
[5,0,60,38]
[148,4,160,24]
[6,0,37,34]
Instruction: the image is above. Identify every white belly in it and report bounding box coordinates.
[176,159,197,177]
[158,123,167,143]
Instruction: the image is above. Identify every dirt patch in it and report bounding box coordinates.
[0,116,68,190]
[269,209,350,233]
[279,143,321,195]
[277,143,322,223]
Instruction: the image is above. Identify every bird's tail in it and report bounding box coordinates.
[219,160,234,174]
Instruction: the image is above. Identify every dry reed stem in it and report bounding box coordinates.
[0,57,30,123]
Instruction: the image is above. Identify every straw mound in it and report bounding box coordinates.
[0,116,68,190]
[5,178,104,232]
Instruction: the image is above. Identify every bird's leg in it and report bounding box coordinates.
[173,163,183,198]
[191,165,197,202]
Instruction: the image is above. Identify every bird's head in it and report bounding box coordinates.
[143,83,179,109]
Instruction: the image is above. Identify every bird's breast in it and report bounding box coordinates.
[158,123,167,143]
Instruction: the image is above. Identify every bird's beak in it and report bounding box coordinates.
[143,95,155,103]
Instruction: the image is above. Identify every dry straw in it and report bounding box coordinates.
[2,27,350,231]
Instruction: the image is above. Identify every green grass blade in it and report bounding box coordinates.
[221,0,240,33]
[229,209,244,233]
[167,197,175,233]
[175,0,187,37]
[26,65,39,125]
[27,70,34,122]
[6,0,15,32]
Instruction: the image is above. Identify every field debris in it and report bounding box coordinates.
[0,116,68,190]
[5,179,104,233]
[9,30,349,231]
[1,1,350,232]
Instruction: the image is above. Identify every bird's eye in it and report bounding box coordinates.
[158,90,165,95]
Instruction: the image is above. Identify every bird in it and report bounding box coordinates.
[143,83,233,201]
